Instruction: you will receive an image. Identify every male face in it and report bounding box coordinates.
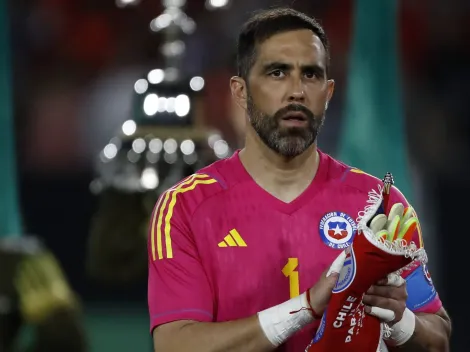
[234,29,335,157]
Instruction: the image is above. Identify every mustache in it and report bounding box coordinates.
[274,104,315,121]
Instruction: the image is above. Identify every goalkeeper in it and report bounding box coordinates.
[147,7,451,352]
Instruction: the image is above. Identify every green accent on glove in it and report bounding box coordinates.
[370,203,419,243]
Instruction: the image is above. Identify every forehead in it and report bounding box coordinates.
[254,29,326,67]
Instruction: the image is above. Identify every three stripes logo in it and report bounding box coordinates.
[218,229,247,248]
[151,173,217,261]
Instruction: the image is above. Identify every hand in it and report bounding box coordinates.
[308,251,346,317]
[362,273,408,325]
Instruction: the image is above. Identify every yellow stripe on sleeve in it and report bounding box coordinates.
[150,186,170,262]
[154,174,198,260]
[164,178,217,258]
[150,174,216,261]
[350,168,365,174]
[350,168,379,181]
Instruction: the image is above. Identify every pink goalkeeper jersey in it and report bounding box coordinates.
[148,150,442,352]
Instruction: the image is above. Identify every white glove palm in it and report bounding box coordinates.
[369,203,418,243]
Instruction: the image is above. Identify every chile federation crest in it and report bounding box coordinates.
[319,211,357,249]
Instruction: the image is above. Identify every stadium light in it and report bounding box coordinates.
[189,76,204,91]
[206,0,230,10]
[134,79,149,94]
[148,69,165,84]
[115,0,141,8]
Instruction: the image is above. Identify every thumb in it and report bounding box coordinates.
[368,306,396,323]
[326,251,346,278]
[308,251,346,315]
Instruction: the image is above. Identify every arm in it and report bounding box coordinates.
[365,266,451,352]
[385,187,451,351]
[153,316,272,352]
[148,193,273,352]
[390,263,451,352]
[388,308,451,352]
[152,271,341,352]
[148,188,343,352]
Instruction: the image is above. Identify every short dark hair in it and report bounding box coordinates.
[237,8,330,80]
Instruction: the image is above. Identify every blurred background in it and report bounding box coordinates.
[2,0,469,350]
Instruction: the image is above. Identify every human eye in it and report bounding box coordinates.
[304,70,318,79]
[269,69,285,78]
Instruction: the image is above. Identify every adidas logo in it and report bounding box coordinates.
[218,229,247,247]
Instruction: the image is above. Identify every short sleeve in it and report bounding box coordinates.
[390,186,443,314]
[148,191,214,333]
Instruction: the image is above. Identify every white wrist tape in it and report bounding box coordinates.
[258,292,315,347]
[385,308,416,346]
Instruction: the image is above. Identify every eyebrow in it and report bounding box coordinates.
[261,62,326,77]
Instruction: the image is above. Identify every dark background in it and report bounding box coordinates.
[7,0,469,350]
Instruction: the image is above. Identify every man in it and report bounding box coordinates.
[147,8,451,352]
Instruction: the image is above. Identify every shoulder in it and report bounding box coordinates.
[149,162,228,261]
[323,154,412,211]
[332,159,412,208]
[322,152,384,195]
[327,155,421,246]
[153,160,228,219]
[341,169,383,194]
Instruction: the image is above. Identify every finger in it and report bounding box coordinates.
[366,276,398,292]
[376,277,388,285]
[366,286,393,297]
[366,285,407,301]
[362,292,404,308]
[386,273,405,287]
[370,214,387,233]
[369,306,395,322]
[366,284,384,294]
[326,251,346,277]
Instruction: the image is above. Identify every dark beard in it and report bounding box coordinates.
[247,96,324,157]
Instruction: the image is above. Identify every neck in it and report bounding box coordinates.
[239,128,320,202]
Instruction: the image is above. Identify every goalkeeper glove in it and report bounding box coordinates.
[367,202,420,346]
[369,203,418,243]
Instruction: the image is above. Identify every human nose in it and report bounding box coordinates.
[287,75,305,103]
